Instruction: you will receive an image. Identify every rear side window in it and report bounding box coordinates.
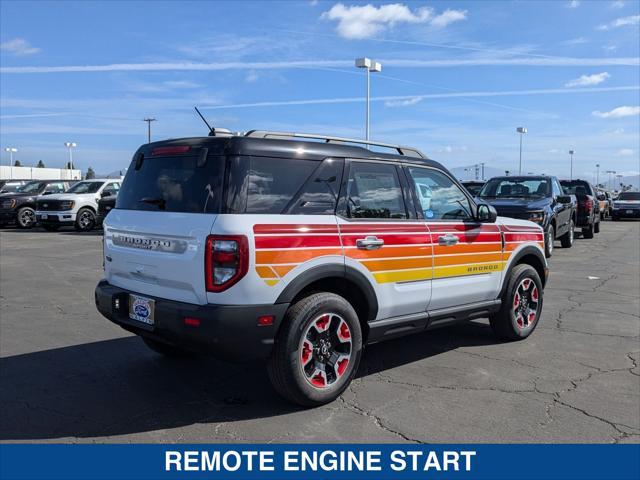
[346,162,407,219]
[287,158,343,215]
[117,155,224,213]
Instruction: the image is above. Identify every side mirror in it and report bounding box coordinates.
[101,191,110,198]
[477,203,497,223]
[556,195,572,204]
[42,191,52,195]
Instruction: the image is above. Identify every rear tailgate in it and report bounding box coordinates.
[104,210,217,305]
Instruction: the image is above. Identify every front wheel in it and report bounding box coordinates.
[490,264,543,341]
[560,219,574,248]
[16,207,36,229]
[544,224,554,258]
[74,208,96,232]
[268,292,363,407]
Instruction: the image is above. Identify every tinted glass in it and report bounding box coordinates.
[619,192,640,200]
[16,181,45,193]
[463,183,484,196]
[288,158,343,215]
[407,167,473,220]
[117,155,224,213]
[44,182,65,194]
[246,157,318,214]
[102,183,120,196]
[560,180,592,196]
[347,162,406,219]
[480,178,549,198]
[66,181,105,194]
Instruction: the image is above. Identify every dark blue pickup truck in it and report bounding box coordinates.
[477,176,577,258]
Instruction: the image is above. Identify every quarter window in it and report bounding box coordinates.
[346,162,407,219]
[288,158,343,215]
[406,167,473,220]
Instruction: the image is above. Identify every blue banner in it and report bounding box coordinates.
[1,444,638,480]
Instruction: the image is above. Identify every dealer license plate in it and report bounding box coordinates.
[128,294,155,325]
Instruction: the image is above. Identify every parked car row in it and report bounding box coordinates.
[0,178,120,231]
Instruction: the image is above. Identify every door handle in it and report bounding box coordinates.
[356,236,384,250]
[438,234,459,246]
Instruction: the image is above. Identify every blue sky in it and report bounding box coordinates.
[1,0,639,182]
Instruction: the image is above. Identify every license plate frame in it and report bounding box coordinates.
[40,214,48,219]
[128,294,155,325]
[626,210,634,214]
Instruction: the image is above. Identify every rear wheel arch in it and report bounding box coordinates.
[275,265,378,340]
[500,247,547,298]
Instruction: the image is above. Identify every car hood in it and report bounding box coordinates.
[0,192,38,203]
[480,197,550,212]
[497,216,543,230]
[41,193,95,201]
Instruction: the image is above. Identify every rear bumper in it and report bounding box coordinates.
[36,210,76,225]
[94,280,289,362]
[612,208,640,218]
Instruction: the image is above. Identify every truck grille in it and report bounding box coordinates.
[37,200,64,211]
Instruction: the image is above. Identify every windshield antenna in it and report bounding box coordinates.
[194,107,214,135]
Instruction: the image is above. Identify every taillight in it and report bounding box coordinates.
[580,198,593,211]
[151,145,191,156]
[205,235,248,292]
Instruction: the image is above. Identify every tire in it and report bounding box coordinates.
[560,219,574,248]
[612,215,619,222]
[582,222,594,239]
[544,224,554,258]
[267,292,363,407]
[74,208,96,232]
[594,220,600,234]
[142,337,193,357]
[41,224,60,231]
[16,206,36,229]
[490,264,543,341]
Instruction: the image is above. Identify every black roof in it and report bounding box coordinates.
[137,134,445,171]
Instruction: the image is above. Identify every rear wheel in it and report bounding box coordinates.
[41,224,59,231]
[142,337,193,357]
[560,219,574,248]
[490,264,543,341]
[582,222,594,239]
[544,224,554,258]
[16,207,36,229]
[74,208,96,232]
[268,292,363,406]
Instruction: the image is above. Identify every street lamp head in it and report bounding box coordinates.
[5,147,18,152]
[370,61,382,73]
[64,142,77,148]
[569,150,574,155]
[355,57,372,69]
[516,127,527,134]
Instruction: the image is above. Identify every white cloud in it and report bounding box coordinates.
[245,71,259,83]
[2,56,638,75]
[592,106,640,118]
[567,0,580,8]
[561,37,588,46]
[548,149,561,154]
[610,1,625,9]
[565,71,610,87]
[617,148,635,156]
[321,3,466,39]
[437,145,467,153]
[430,9,468,28]
[162,80,201,89]
[598,15,640,30]
[0,38,40,56]
[603,44,618,51]
[384,96,422,107]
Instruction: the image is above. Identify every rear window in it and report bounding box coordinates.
[117,154,224,213]
[479,178,549,198]
[619,192,640,200]
[560,180,591,196]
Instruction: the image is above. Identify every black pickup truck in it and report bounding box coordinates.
[0,180,71,228]
[477,176,577,257]
[559,179,601,238]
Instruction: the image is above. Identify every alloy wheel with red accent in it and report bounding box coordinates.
[267,292,362,406]
[512,277,539,332]
[299,313,352,389]
[490,263,543,341]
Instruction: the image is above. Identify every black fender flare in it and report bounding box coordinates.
[499,245,548,298]
[275,263,379,321]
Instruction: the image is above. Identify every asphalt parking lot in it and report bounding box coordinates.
[0,221,638,444]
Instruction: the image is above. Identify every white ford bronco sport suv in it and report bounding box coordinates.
[37,179,120,231]
[95,131,548,406]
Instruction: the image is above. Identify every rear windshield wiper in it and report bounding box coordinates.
[139,197,166,210]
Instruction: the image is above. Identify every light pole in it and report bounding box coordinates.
[355,57,382,142]
[143,118,156,143]
[516,127,527,174]
[615,174,623,192]
[4,147,18,165]
[480,162,485,180]
[595,163,600,187]
[64,142,77,170]
[605,170,616,190]
[568,150,574,180]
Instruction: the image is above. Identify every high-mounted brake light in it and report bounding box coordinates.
[151,145,191,156]
[205,235,248,292]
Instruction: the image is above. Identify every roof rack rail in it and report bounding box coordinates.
[244,130,425,159]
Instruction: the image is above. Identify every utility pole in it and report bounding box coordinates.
[516,127,527,174]
[569,150,574,180]
[355,58,382,143]
[595,163,600,187]
[480,162,485,180]
[143,118,156,144]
